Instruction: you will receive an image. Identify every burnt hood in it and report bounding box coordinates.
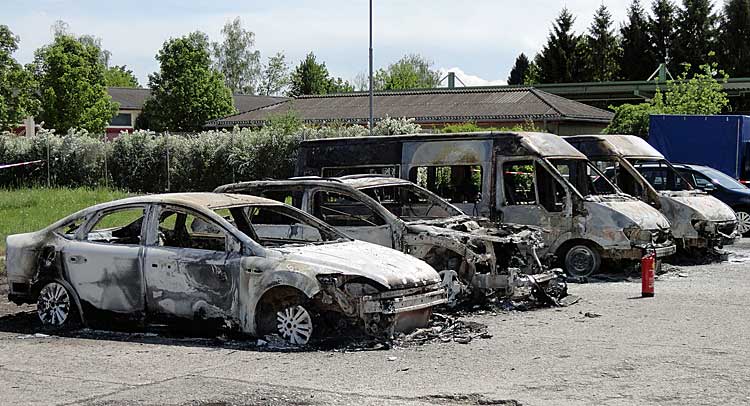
[271,240,440,289]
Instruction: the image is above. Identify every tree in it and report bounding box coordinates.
[719,0,750,77]
[672,0,718,72]
[32,34,117,133]
[0,25,38,131]
[536,8,582,83]
[257,52,289,96]
[584,5,621,81]
[507,53,530,85]
[605,59,729,136]
[141,32,235,131]
[649,0,677,66]
[374,54,441,90]
[353,72,369,91]
[620,0,656,80]
[288,52,352,96]
[104,65,140,88]
[211,17,261,94]
[52,20,111,67]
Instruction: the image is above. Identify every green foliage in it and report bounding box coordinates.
[584,5,621,82]
[0,25,38,131]
[536,8,584,83]
[32,34,118,134]
[288,52,352,96]
[620,0,656,80]
[442,123,484,133]
[672,0,718,73]
[258,52,290,96]
[524,59,541,85]
[719,0,750,77]
[211,17,261,94]
[142,32,236,131]
[649,0,677,66]
[374,54,441,90]
[605,60,729,136]
[105,65,140,88]
[507,53,530,85]
[0,186,129,255]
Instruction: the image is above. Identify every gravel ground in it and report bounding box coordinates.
[1,242,749,406]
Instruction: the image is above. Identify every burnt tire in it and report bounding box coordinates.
[564,244,601,278]
[36,281,79,330]
[256,291,315,345]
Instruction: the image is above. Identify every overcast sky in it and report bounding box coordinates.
[2,0,708,88]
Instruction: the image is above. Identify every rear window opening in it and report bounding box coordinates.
[408,165,482,204]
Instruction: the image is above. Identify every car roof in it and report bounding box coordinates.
[217,176,412,192]
[93,192,282,211]
[337,175,414,189]
[565,134,664,159]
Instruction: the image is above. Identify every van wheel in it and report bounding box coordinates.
[564,245,601,278]
[36,281,78,330]
[735,211,750,236]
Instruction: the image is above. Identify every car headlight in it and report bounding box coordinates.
[624,227,653,245]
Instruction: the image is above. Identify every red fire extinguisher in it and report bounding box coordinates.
[641,250,656,297]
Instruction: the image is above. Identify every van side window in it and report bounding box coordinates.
[408,165,482,203]
[502,162,536,205]
[537,163,565,212]
[312,191,386,227]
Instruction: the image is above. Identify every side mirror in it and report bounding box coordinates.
[701,183,716,192]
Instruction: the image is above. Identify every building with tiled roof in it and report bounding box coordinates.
[206,87,615,135]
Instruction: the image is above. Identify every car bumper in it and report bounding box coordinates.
[359,287,447,314]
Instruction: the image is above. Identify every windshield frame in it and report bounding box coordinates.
[545,158,621,198]
[358,182,465,220]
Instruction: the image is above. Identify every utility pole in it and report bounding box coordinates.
[368,0,374,136]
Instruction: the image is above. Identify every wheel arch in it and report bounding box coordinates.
[32,278,86,326]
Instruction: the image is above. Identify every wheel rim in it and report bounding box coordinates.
[37,282,71,327]
[567,247,596,277]
[276,305,313,345]
[736,212,750,234]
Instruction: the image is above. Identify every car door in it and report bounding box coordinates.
[310,189,394,247]
[496,158,572,247]
[63,205,147,317]
[142,205,236,323]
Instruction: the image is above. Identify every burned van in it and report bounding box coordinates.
[565,134,739,251]
[297,132,677,277]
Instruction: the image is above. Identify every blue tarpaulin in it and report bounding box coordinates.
[648,115,750,179]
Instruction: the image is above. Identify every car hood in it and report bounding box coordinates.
[659,192,737,222]
[270,240,440,289]
[585,198,671,230]
[404,215,541,244]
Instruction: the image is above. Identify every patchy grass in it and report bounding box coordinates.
[0,187,130,256]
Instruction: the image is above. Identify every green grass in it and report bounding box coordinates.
[0,187,130,256]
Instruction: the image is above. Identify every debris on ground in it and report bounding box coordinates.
[583,312,602,318]
[16,333,50,339]
[392,313,492,347]
[666,248,730,266]
[420,393,522,405]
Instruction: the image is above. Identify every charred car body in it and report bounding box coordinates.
[5,193,446,344]
[216,176,565,306]
[565,135,739,251]
[295,132,677,277]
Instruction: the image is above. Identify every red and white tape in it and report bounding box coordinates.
[0,160,44,170]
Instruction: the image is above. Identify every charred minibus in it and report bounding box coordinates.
[565,134,739,251]
[297,132,676,277]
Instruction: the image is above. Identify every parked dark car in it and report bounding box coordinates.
[670,164,750,235]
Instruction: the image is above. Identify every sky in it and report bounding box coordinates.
[2,0,696,88]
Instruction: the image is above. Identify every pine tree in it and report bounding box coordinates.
[620,0,656,80]
[536,8,581,83]
[673,0,718,72]
[584,5,621,81]
[507,53,530,85]
[649,0,677,68]
[719,0,750,77]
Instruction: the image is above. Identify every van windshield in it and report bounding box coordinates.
[360,184,464,220]
[549,159,618,196]
[628,159,692,191]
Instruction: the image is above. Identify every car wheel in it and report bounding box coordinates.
[36,281,77,329]
[564,244,601,278]
[735,211,750,236]
[274,304,314,345]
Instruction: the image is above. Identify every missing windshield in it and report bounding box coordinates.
[360,184,463,220]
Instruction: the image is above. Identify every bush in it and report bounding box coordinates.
[0,116,424,192]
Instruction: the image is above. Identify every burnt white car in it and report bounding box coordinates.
[5,193,446,344]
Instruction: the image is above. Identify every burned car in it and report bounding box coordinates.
[565,134,739,252]
[5,193,446,344]
[294,132,677,277]
[215,176,565,306]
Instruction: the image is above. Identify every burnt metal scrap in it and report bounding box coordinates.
[5,193,447,346]
[215,177,567,308]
